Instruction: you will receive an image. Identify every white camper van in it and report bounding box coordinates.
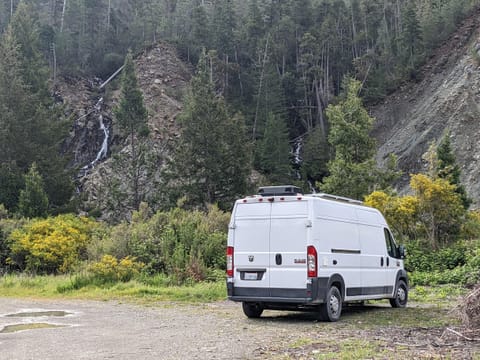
[226,186,408,322]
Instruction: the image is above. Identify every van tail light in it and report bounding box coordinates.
[307,246,317,278]
[226,246,234,277]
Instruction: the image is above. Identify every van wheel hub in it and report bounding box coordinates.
[397,287,406,302]
[329,295,340,314]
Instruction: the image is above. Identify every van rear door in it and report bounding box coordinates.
[269,199,309,294]
[232,201,271,291]
[231,198,309,298]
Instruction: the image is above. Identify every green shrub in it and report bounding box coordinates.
[8,214,98,273]
[0,218,30,273]
[106,204,230,284]
[461,210,480,240]
[407,239,480,286]
[405,240,469,272]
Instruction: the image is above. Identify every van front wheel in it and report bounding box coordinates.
[242,302,264,318]
[319,286,342,322]
[390,280,408,308]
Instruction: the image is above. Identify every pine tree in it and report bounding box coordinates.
[0,25,33,169]
[0,164,23,211]
[257,112,292,184]
[301,125,330,186]
[169,52,252,209]
[0,5,73,212]
[320,78,396,199]
[326,78,376,164]
[9,2,49,98]
[243,0,265,57]
[436,132,471,209]
[400,1,423,78]
[211,0,236,59]
[18,163,49,218]
[189,3,210,63]
[114,50,149,211]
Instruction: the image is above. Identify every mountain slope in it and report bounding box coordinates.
[57,42,192,219]
[371,6,480,207]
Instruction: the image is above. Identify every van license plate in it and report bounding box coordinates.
[244,272,258,280]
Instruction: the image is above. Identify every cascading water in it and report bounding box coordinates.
[88,97,109,167]
[292,138,303,180]
[78,97,109,177]
[292,137,316,194]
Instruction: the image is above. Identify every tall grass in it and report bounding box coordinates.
[0,274,226,303]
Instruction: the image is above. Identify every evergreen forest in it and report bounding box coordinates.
[1,0,479,212]
[1,0,480,288]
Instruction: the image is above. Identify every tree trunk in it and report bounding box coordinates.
[60,0,67,33]
[350,3,358,58]
[107,0,111,29]
[130,127,140,211]
[52,43,57,85]
[253,35,269,140]
[234,47,244,97]
[313,80,326,139]
[224,54,228,98]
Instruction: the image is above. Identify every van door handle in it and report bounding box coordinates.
[386,257,390,267]
[380,257,384,267]
[275,253,282,265]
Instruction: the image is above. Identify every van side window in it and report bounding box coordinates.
[384,228,400,258]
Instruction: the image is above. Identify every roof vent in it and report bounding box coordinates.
[257,185,303,197]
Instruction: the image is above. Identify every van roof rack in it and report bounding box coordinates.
[257,185,303,197]
[312,193,363,205]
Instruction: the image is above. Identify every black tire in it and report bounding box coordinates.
[390,280,408,308]
[319,286,342,322]
[242,302,264,318]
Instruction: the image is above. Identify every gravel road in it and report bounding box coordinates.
[1,298,478,359]
[0,298,304,360]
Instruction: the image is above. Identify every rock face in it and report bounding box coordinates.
[371,7,480,207]
[58,76,111,169]
[58,42,192,218]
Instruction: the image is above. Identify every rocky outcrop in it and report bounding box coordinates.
[58,76,112,169]
[371,7,480,207]
[58,42,192,219]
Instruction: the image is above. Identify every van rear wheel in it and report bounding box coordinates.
[242,302,264,318]
[319,286,342,322]
[390,280,408,308]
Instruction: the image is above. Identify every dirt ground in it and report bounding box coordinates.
[0,298,478,360]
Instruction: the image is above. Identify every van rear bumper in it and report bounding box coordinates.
[227,277,329,304]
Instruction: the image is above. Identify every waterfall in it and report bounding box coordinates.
[292,138,303,180]
[292,137,316,194]
[90,113,108,166]
[79,97,109,175]
[293,139,302,165]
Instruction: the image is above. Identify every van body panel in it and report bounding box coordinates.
[269,200,308,290]
[232,202,270,289]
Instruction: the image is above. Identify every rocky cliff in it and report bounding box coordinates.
[58,42,191,218]
[371,6,480,207]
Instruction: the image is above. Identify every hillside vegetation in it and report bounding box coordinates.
[0,1,479,297]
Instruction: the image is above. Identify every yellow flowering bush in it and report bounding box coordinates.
[88,255,143,282]
[366,173,465,248]
[8,214,98,273]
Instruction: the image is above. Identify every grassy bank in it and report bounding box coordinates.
[0,274,468,306]
[0,274,226,303]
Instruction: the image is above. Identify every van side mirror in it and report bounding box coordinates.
[398,245,406,259]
